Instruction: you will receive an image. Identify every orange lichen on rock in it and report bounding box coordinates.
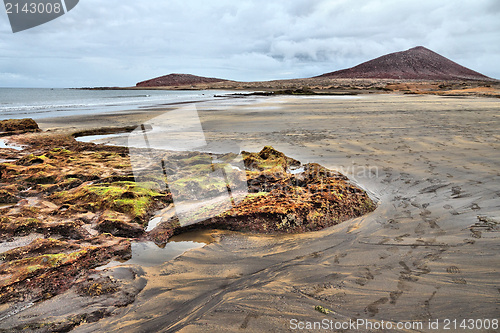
[149,146,376,243]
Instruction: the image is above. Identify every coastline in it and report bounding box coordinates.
[1,93,499,332]
[80,78,500,99]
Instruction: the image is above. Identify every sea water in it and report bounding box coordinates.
[0,88,227,120]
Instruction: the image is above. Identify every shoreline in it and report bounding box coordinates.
[79,78,500,98]
[33,94,276,135]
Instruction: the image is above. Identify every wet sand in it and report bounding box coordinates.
[36,94,500,332]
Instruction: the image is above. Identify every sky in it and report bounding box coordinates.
[1,0,499,88]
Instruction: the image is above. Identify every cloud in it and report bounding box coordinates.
[0,0,499,87]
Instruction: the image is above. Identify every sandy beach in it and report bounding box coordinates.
[2,94,499,332]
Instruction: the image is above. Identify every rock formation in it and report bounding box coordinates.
[136,73,228,87]
[316,46,494,81]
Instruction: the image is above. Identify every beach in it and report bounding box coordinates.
[1,94,499,332]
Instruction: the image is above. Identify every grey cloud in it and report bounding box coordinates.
[0,0,499,87]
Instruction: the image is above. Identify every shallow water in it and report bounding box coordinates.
[0,88,235,120]
[146,217,162,232]
[96,234,209,270]
[0,234,44,253]
[0,139,23,150]
[75,133,129,146]
[96,241,204,269]
[289,166,305,174]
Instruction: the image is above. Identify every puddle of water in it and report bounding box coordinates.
[75,133,129,146]
[289,166,305,174]
[0,234,44,253]
[168,229,217,244]
[146,204,176,232]
[0,139,23,151]
[146,216,163,232]
[97,237,208,270]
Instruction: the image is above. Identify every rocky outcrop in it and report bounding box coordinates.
[0,118,40,136]
[149,146,376,244]
[0,133,170,313]
[0,235,131,304]
[136,73,228,87]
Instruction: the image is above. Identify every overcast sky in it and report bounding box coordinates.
[1,0,499,87]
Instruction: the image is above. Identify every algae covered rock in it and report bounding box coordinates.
[0,118,40,135]
[51,181,170,224]
[0,235,131,304]
[149,146,376,243]
[96,210,145,237]
[0,134,151,309]
[242,145,300,172]
[0,189,18,204]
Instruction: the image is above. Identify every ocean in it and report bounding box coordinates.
[0,88,225,120]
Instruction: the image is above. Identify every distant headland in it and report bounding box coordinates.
[85,46,500,97]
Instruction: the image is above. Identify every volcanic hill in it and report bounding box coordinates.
[132,47,497,92]
[136,73,228,87]
[316,46,494,81]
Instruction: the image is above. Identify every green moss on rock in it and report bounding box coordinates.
[0,118,40,133]
[53,181,166,221]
